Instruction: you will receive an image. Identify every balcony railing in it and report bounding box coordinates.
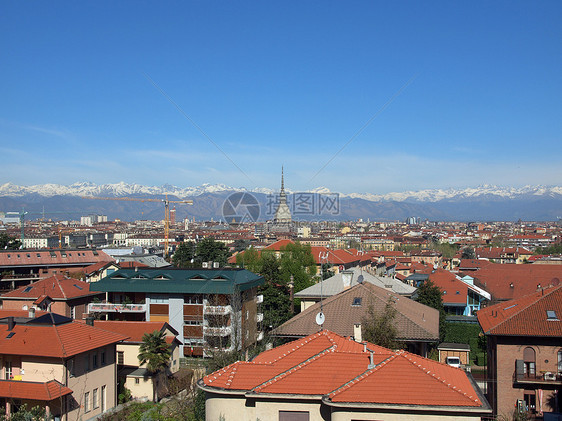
[204,326,232,336]
[257,331,264,341]
[256,294,264,304]
[256,313,264,323]
[513,371,562,385]
[88,303,147,313]
[203,305,232,315]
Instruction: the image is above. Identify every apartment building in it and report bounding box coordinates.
[89,268,264,357]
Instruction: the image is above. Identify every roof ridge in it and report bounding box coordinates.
[399,353,480,405]
[328,353,397,398]
[253,346,336,393]
[264,331,328,364]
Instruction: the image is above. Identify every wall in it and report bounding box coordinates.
[331,408,483,421]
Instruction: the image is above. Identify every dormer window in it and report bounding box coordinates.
[547,310,558,321]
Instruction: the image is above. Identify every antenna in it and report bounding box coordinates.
[317,251,329,329]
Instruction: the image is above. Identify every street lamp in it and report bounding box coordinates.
[289,275,294,314]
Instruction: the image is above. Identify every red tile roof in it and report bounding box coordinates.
[471,264,562,301]
[477,285,562,337]
[0,320,127,358]
[201,331,483,408]
[1,274,101,301]
[0,379,72,400]
[0,249,113,268]
[85,320,176,343]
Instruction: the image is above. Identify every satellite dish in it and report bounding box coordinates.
[357,275,364,284]
[315,312,325,326]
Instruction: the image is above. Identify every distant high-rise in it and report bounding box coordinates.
[274,167,292,224]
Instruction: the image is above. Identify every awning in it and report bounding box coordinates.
[0,380,72,400]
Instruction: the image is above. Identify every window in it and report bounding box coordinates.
[93,388,99,409]
[279,411,309,421]
[547,310,558,320]
[23,286,33,293]
[5,362,12,380]
[558,349,562,373]
[523,347,536,378]
[352,297,362,306]
[117,351,124,365]
[70,306,75,319]
[101,350,106,366]
[101,385,106,412]
[524,390,536,413]
[135,378,140,384]
[68,359,75,377]
[85,355,90,372]
[84,391,90,412]
[93,354,98,369]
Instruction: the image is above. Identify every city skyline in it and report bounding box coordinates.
[1,1,561,194]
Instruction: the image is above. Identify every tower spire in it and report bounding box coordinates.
[281,166,285,193]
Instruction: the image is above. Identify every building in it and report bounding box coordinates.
[89,268,264,357]
[86,320,181,401]
[199,330,491,420]
[271,167,292,231]
[1,274,104,319]
[274,282,439,356]
[477,285,562,418]
[0,312,126,420]
[295,267,416,311]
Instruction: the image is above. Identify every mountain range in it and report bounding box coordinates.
[1,182,561,222]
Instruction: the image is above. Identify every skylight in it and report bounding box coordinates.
[546,310,558,320]
[73,284,83,290]
[6,332,15,339]
[352,297,362,306]
[504,304,518,311]
[24,286,33,293]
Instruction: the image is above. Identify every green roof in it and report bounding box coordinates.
[90,268,264,295]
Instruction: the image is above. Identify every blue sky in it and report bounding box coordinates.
[1,1,561,194]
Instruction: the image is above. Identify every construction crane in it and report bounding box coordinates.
[81,194,193,257]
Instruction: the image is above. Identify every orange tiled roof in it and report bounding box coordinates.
[88,320,176,343]
[0,320,128,358]
[477,285,562,337]
[1,274,102,301]
[0,249,113,268]
[202,331,482,408]
[0,379,72,400]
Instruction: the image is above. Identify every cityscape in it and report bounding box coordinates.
[1,1,561,421]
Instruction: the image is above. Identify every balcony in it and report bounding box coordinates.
[256,313,264,323]
[87,302,147,313]
[257,331,264,341]
[256,294,264,304]
[513,371,562,386]
[204,305,232,315]
[204,326,232,336]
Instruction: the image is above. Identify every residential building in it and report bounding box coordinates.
[199,330,491,420]
[295,267,416,311]
[87,320,181,401]
[89,268,264,357]
[477,285,562,418]
[1,274,104,319]
[274,282,439,356]
[0,312,126,420]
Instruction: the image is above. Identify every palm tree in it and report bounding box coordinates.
[138,330,171,374]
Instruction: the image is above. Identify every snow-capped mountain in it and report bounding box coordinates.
[1,182,561,203]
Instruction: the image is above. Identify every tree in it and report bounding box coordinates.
[195,237,229,267]
[415,280,447,341]
[138,330,171,374]
[235,246,261,273]
[461,247,475,260]
[0,233,21,250]
[172,241,196,268]
[362,298,400,349]
[279,242,317,293]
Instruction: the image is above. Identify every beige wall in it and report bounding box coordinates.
[331,408,483,420]
[126,375,154,400]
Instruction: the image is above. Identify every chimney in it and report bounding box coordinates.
[368,351,375,369]
[341,270,354,290]
[85,316,94,326]
[7,317,15,331]
[354,324,362,342]
[28,307,36,318]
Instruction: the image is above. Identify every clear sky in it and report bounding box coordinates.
[1,1,561,194]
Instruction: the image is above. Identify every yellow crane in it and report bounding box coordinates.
[81,194,193,257]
